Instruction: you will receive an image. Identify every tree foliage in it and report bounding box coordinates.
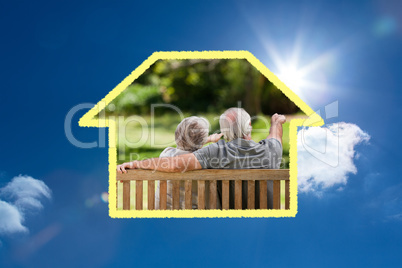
[106,59,301,116]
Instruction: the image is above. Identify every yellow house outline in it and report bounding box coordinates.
[79,50,324,218]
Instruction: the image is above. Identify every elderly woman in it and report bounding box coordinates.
[117,109,284,209]
[154,116,222,209]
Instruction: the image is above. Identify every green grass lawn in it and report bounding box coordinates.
[116,112,291,210]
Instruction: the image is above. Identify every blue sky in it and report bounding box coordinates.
[1,0,402,267]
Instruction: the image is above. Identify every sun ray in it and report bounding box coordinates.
[241,10,348,104]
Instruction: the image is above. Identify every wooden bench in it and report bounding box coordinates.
[117,169,290,210]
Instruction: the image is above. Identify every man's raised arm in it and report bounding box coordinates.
[116,153,202,174]
[266,113,286,145]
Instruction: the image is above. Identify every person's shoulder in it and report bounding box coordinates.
[209,139,228,150]
[216,139,227,146]
[160,147,176,157]
[259,138,282,149]
[227,138,257,148]
[201,139,227,149]
[174,148,192,156]
[194,139,226,157]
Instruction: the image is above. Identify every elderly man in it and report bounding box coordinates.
[117,108,286,209]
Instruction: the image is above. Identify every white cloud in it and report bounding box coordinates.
[0,175,51,236]
[297,122,370,193]
[0,200,27,234]
[1,175,51,211]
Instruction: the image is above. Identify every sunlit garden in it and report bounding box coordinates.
[101,59,304,209]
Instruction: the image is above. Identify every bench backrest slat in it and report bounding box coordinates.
[117,169,289,181]
[118,169,290,211]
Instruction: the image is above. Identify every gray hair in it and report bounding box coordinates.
[175,116,209,151]
[219,108,251,141]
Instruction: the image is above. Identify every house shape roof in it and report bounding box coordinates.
[79,50,324,218]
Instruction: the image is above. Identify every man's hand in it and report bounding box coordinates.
[116,161,137,174]
[271,113,286,125]
[267,113,286,144]
[206,133,224,143]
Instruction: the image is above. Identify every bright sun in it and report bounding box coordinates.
[252,32,337,102]
[277,65,306,95]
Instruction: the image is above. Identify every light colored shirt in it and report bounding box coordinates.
[155,147,200,209]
